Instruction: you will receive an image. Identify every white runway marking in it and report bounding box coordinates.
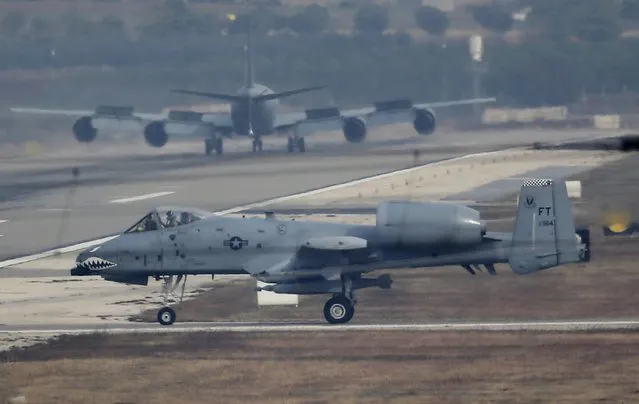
[3,320,639,335]
[0,149,514,269]
[109,191,175,204]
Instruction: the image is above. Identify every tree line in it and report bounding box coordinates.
[1,0,639,107]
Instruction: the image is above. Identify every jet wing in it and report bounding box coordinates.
[245,236,369,281]
[10,106,234,134]
[274,97,496,136]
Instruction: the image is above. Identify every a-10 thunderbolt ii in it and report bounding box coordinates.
[72,178,590,326]
[9,18,495,156]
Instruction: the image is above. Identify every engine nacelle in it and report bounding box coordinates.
[413,108,436,135]
[144,121,169,148]
[376,201,484,247]
[343,117,367,143]
[72,116,97,143]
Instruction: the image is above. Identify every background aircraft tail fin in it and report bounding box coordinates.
[508,179,589,274]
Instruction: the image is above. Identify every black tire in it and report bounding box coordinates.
[323,296,354,324]
[297,137,305,153]
[204,139,213,156]
[287,137,294,153]
[257,139,263,151]
[157,306,176,326]
[215,138,223,155]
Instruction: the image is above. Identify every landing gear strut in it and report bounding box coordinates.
[287,136,305,153]
[252,138,263,152]
[156,274,188,326]
[205,137,223,156]
[323,275,356,324]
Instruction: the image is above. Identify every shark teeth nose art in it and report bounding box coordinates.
[79,257,117,271]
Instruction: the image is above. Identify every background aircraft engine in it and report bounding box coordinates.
[144,121,169,148]
[413,108,436,135]
[343,117,367,143]
[376,201,484,247]
[72,116,97,143]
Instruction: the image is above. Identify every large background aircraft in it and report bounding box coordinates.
[10,18,496,156]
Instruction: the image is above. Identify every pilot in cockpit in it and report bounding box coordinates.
[164,210,177,228]
[179,211,192,225]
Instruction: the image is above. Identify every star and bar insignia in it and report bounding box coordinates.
[224,236,249,250]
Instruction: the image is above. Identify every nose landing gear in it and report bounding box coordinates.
[156,274,188,326]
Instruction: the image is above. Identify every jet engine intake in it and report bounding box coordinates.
[413,108,436,135]
[343,117,367,143]
[376,201,483,247]
[72,116,97,143]
[144,121,169,148]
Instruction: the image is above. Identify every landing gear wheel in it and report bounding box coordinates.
[296,137,305,153]
[323,296,354,324]
[157,306,176,326]
[252,139,263,152]
[204,139,213,156]
[287,136,294,153]
[215,137,223,155]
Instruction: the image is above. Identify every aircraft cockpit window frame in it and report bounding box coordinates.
[156,208,209,229]
[124,212,161,234]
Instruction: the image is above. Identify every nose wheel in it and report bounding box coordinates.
[252,138,263,152]
[157,306,176,326]
[155,274,187,326]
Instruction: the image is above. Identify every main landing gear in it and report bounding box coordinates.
[287,135,305,153]
[156,274,188,326]
[204,137,223,156]
[323,276,356,324]
[252,137,263,152]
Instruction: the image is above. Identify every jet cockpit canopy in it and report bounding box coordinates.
[124,206,214,233]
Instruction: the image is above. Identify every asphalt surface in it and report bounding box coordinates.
[0,128,619,260]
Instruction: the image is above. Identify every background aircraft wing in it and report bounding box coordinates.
[10,106,166,121]
[10,106,234,135]
[274,97,496,136]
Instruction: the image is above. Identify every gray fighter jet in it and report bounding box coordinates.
[9,16,495,156]
[71,178,590,325]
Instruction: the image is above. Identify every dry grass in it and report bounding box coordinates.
[3,331,639,403]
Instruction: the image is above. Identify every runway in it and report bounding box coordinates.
[0,127,621,260]
[0,126,630,349]
[3,319,639,334]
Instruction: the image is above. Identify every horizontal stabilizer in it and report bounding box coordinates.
[170,85,327,103]
[170,89,245,102]
[255,85,327,102]
[303,236,367,251]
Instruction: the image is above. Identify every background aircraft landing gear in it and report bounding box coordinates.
[205,137,223,156]
[287,136,305,153]
[252,138,263,152]
[323,275,356,324]
[156,274,187,326]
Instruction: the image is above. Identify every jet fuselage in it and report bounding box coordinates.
[230,84,278,136]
